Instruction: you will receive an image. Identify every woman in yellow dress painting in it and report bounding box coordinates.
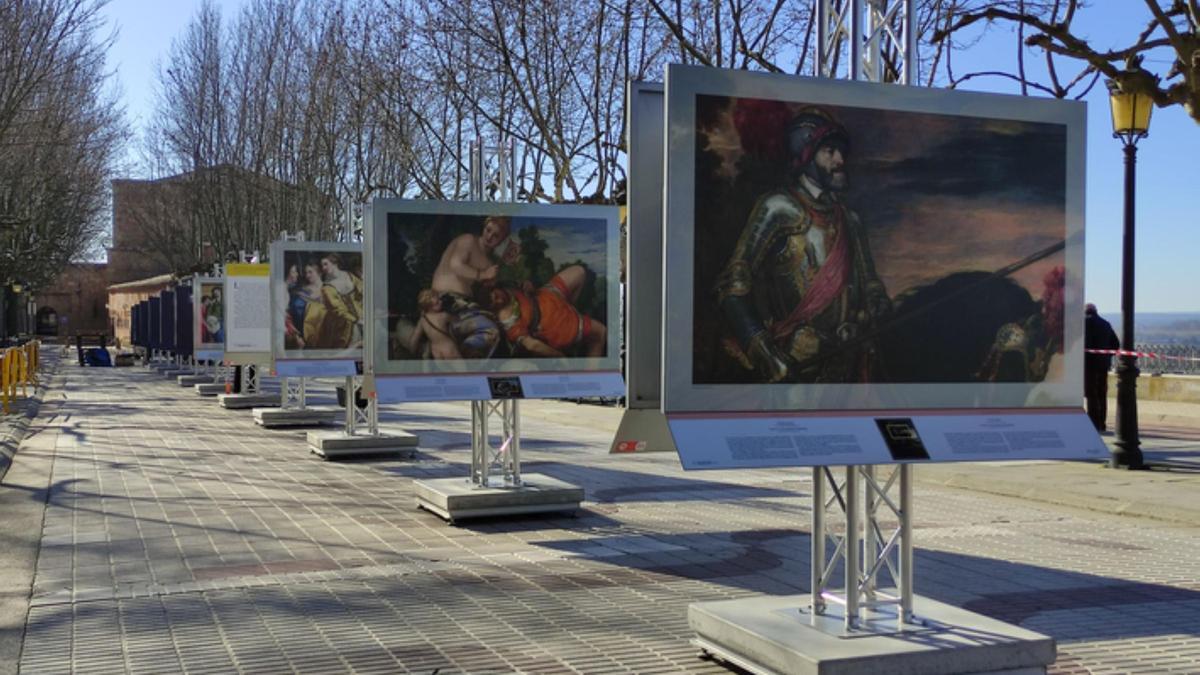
[317,253,363,349]
[290,261,327,348]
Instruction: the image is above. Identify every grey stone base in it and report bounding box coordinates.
[195,382,226,396]
[253,406,341,428]
[178,375,213,386]
[414,474,583,524]
[690,594,1054,675]
[217,393,281,410]
[307,430,418,460]
[161,369,189,379]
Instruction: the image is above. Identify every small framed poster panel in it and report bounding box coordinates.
[365,199,623,402]
[224,264,272,365]
[138,301,150,349]
[268,240,362,377]
[175,285,193,360]
[148,297,162,352]
[193,275,225,362]
[160,290,176,352]
[131,303,141,348]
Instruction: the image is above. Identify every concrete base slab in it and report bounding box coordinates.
[217,393,281,410]
[178,374,212,386]
[195,382,227,396]
[690,594,1054,675]
[253,407,341,428]
[307,430,419,460]
[161,369,189,379]
[414,474,583,524]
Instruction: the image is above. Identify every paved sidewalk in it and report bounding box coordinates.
[4,363,1200,673]
[916,398,1200,526]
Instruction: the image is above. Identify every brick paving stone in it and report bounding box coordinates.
[13,363,1200,673]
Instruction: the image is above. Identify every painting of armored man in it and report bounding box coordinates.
[385,211,611,364]
[693,93,1069,386]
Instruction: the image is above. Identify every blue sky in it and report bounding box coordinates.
[102,1,1199,313]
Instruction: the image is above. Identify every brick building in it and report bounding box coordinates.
[107,178,179,285]
[32,263,109,338]
[107,274,173,346]
[33,167,332,343]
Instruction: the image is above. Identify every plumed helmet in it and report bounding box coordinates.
[786,107,850,168]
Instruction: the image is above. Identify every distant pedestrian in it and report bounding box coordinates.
[1084,303,1120,432]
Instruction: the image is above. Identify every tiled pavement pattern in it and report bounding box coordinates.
[15,363,1200,674]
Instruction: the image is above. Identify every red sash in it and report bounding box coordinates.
[770,208,850,342]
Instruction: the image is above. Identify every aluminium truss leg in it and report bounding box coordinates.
[470,399,522,488]
[844,466,860,630]
[811,466,826,620]
[900,464,914,623]
[341,375,375,437]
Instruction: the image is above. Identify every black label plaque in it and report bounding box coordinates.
[875,418,930,461]
[488,376,525,399]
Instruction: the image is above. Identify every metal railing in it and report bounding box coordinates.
[1129,343,1200,376]
[1,340,40,413]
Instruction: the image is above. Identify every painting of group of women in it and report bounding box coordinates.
[280,251,364,352]
[386,212,611,362]
[198,282,224,345]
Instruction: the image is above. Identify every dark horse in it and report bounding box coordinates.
[876,271,1045,383]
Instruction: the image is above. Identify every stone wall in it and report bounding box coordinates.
[32,263,110,338]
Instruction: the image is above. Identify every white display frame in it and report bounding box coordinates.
[366,199,622,379]
[661,64,1087,414]
[268,239,362,376]
[193,275,225,362]
[223,263,272,366]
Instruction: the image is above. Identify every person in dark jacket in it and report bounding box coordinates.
[1084,303,1120,432]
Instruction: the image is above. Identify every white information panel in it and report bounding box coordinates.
[668,410,1106,470]
[225,263,271,358]
[274,359,357,377]
[374,372,624,403]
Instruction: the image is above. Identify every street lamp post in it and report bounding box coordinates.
[1106,58,1155,470]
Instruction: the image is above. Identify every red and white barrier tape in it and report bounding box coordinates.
[1086,348,1200,362]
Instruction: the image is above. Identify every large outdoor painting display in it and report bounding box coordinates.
[663,65,1086,414]
[368,201,620,378]
[269,242,363,361]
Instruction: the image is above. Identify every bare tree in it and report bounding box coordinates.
[0,0,126,293]
[931,1,1200,121]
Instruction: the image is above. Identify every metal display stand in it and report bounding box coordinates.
[691,466,1054,675]
[300,233,417,457]
[178,354,213,386]
[220,362,279,409]
[413,139,583,523]
[254,375,337,427]
[195,361,230,396]
[686,3,1056,673]
[806,465,914,633]
[471,399,520,487]
[611,82,675,456]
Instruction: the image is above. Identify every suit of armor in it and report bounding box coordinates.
[715,185,890,383]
